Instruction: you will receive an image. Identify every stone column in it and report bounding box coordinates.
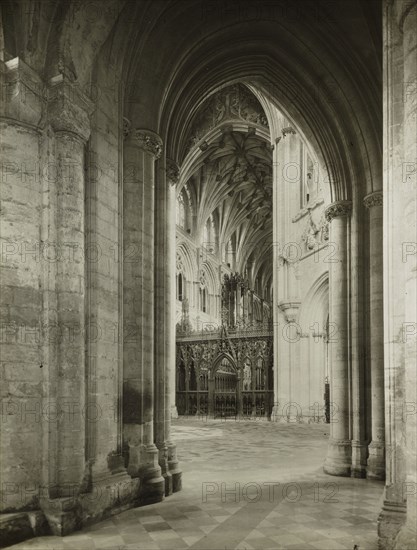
[323,200,352,477]
[0,58,46,513]
[364,191,385,480]
[350,191,368,479]
[168,162,179,420]
[271,127,302,423]
[394,3,417,547]
[39,75,95,533]
[276,301,301,422]
[379,3,416,547]
[123,127,164,505]
[153,158,181,496]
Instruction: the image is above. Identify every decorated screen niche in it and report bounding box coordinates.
[176,327,273,418]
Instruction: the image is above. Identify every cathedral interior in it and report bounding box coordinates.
[0,0,416,549]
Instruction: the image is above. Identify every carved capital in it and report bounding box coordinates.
[363,191,383,209]
[199,140,209,152]
[282,126,296,138]
[278,301,301,323]
[166,159,180,185]
[123,117,131,140]
[132,129,163,159]
[48,74,94,141]
[324,200,352,222]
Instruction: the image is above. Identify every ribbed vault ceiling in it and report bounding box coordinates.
[180,84,273,291]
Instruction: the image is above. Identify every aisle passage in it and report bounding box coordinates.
[9,419,384,550]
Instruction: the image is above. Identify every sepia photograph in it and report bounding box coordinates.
[0,0,416,549]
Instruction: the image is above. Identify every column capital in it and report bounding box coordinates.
[363,191,383,209]
[325,200,352,222]
[166,159,180,186]
[48,74,94,141]
[132,129,163,159]
[1,57,46,128]
[278,300,301,323]
[123,117,131,140]
[281,126,296,138]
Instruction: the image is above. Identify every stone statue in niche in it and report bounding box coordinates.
[301,211,319,250]
[243,360,252,391]
[320,217,329,241]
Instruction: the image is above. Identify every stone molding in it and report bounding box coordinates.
[1,59,95,139]
[184,83,269,154]
[48,74,94,142]
[123,117,131,140]
[282,126,296,137]
[278,300,301,323]
[292,196,325,222]
[166,159,180,185]
[132,129,163,159]
[324,200,352,222]
[397,0,417,32]
[1,57,46,127]
[363,191,383,209]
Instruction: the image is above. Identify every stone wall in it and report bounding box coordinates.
[271,122,330,424]
[0,49,181,537]
[378,1,417,548]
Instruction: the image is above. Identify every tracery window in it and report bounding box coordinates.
[200,271,209,313]
[200,286,207,313]
[176,194,186,228]
[301,146,319,208]
[176,253,186,302]
[177,272,186,301]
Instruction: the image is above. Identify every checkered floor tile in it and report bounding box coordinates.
[8,419,384,550]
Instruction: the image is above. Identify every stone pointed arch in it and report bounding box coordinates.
[298,272,329,332]
[211,352,238,377]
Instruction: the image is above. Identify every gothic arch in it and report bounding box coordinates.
[176,241,197,282]
[211,353,238,377]
[298,272,330,332]
[5,1,381,205]
[296,272,330,422]
[200,260,219,297]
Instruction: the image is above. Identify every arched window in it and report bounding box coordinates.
[301,146,319,208]
[177,272,185,301]
[176,194,185,228]
[200,286,207,313]
[199,271,209,313]
[176,253,186,302]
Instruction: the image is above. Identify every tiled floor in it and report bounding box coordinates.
[9,418,384,549]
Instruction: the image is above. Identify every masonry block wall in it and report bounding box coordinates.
[0,52,181,536]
